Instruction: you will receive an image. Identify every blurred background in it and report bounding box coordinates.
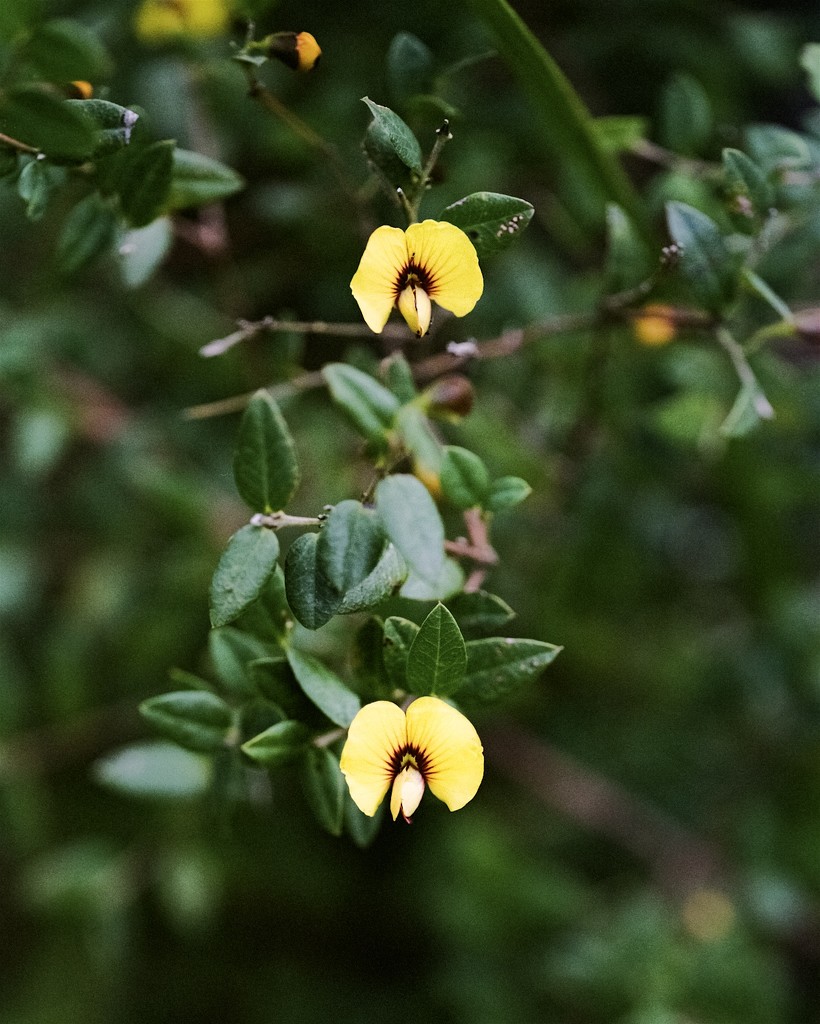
[2,0,820,1021]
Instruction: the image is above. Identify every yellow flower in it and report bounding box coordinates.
[135,0,231,43]
[350,220,483,338]
[632,303,678,347]
[340,696,484,822]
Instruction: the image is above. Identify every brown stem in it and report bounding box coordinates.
[0,131,39,155]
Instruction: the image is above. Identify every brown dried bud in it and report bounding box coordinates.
[422,374,475,420]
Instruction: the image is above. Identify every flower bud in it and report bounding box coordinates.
[631,303,678,347]
[266,31,321,72]
[421,374,475,420]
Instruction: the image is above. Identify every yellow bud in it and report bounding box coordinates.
[267,31,322,72]
[397,282,432,337]
[632,304,678,347]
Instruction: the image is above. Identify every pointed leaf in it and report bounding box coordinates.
[456,638,562,707]
[362,96,422,174]
[208,627,270,699]
[241,720,311,767]
[118,217,173,288]
[722,148,773,218]
[0,89,96,160]
[659,73,713,155]
[486,476,532,512]
[665,201,736,313]
[440,446,491,509]
[139,691,233,753]
[448,590,516,637]
[406,603,467,697]
[301,747,345,836]
[233,390,300,513]
[441,192,533,260]
[166,149,244,211]
[387,32,433,103]
[286,648,361,727]
[209,524,280,628]
[284,531,341,630]
[376,474,445,584]
[317,500,385,594]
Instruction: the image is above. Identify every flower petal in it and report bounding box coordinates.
[339,700,407,816]
[405,696,484,811]
[404,221,483,318]
[350,226,409,333]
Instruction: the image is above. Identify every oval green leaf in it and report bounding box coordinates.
[317,500,385,595]
[301,747,346,836]
[665,201,736,313]
[209,524,280,628]
[166,149,244,211]
[362,96,422,174]
[456,638,562,707]
[139,691,233,752]
[233,390,300,513]
[322,363,400,444]
[440,446,491,509]
[284,531,341,630]
[286,648,361,728]
[441,192,533,260]
[406,603,467,697]
[376,474,445,585]
[241,719,311,767]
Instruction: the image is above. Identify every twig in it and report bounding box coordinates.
[445,508,498,592]
[200,316,409,358]
[0,131,39,155]
[716,325,774,419]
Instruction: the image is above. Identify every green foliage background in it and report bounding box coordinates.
[3,0,820,1021]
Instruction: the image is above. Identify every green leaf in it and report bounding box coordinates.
[457,638,562,707]
[376,474,445,585]
[400,557,464,602]
[440,192,533,260]
[317,500,385,595]
[56,193,117,275]
[118,217,173,288]
[362,96,423,174]
[605,203,653,293]
[591,115,648,154]
[241,720,311,767]
[233,390,300,513]
[17,159,63,221]
[463,0,644,232]
[234,563,290,642]
[0,148,18,178]
[800,43,820,104]
[387,32,433,103]
[322,363,400,444]
[440,446,491,509]
[139,691,233,753]
[406,603,467,697]
[448,590,516,637]
[93,741,211,800]
[301,747,345,836]
[338,544,408,614]
[383,352,417,403]
[166,149,244,211]
[659,73,712,155]
[722,148,773,218]
[209,525,280,628]
[720,380,773,439]
[486,476,532,512]
[382,616,419,690]
[745,124,812,172]
[69,99,138,156]
[665,201,736,313]
[286,648,361,728]
[248,656,307,717]
[20,18,111,83]
[284,531,341,630]
[208,627,270,699]
[117,140,175,228]
[0,89,96,160]
[395,405,443,483]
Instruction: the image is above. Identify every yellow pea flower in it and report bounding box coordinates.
[350,220,483,338]
[340,696,484,822]
[135,0,231,43]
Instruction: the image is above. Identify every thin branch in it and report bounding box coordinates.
[716,325,774,419]
[0,131,39,155]
[200,316,409,358]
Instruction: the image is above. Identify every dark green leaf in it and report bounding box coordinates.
[139,691,233,753]
[322,363,400,444]
[0,148,18,178]
[317,500,385,595]
[382,616,419,690]
[448,590,516,637]
[233,390,300,513]
[338,544,408,614]
[387,32,433,103]
[362,96,422,174]
[440,192,533,259]
[440,446,491,509]
[68,99,138,156]
[301,747,345,836]
[118,140,174,228]
[486,476,532,512]
[801,43,820,104]
[457,638,562,707]
[345,793,384,848]
[208,627,270,699]
[376,474,445,585]
[286,648,361,728]
[248,657,308,718]
[605,203,653,293]
[665,201,736,313]
[17,159,63,221]
[20,18,111,83]
[209,525,280,628]
[659,73,712,155]
[166,149,244,211]
[0,89,96,160]
[722,148,773,217]
[56,193,117,275]
[284,532,341,630]
[406,603,467,697]
[241,720,311,766]
[234,564,290,642]
[93,741,211,800]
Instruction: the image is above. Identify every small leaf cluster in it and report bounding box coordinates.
[0,16,242,282]
[141,384,559,839]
